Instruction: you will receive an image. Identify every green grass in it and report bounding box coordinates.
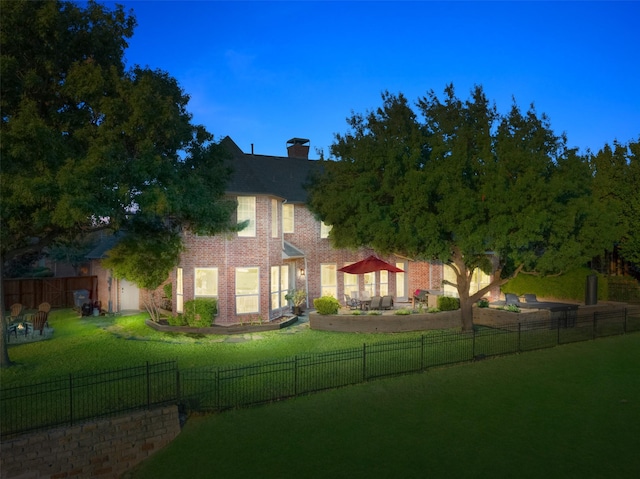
[128,334,640,479]
[1,309,450,387]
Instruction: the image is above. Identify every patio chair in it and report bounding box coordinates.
[505,293,521,306]
[9,303,24,323]
[28,311,49,336]
[523,294,539,304]
[38,302,52,326]
[369,296,382,310]
[380,295,394,310]
[345,294,360,310]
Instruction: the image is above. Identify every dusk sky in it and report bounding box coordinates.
[103,1,639,158]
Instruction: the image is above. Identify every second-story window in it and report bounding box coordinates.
[320,221,332,239]
[237,196,256,237]
[283,204,294,233]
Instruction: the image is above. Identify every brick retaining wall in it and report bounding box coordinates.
[0,405,180,479]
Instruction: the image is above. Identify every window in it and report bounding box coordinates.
[270,265,289,310]
[379,270,389,296]
[320,264,337,298]
[343,267,358,300]
[236,267,259,314]
[395,262,407,300]
[237,196,256,237]
[176,268,183,314]
[443,265,491,297]
[271,199,278,238]
[194,268,218,297]
[320,221,332,239]
[283,204,294,233]
[363,272,376,297]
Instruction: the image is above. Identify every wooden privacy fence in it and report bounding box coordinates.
[3,276,97,309]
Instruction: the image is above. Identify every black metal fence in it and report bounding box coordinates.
[0,361,178,436]
[2,307,639,437]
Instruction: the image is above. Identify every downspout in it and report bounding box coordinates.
[303,255,309,309]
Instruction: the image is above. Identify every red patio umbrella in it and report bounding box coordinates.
[338,255,404,274]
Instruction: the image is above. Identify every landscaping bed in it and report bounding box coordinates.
[145,315,298,335]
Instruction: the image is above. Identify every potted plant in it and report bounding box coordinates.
[285,289,307,315]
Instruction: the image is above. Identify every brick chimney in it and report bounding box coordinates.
[286,138,310,159]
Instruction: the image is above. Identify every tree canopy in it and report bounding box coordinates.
[589,139,640,267]
[307,85,618,330]
[0,0,237,365]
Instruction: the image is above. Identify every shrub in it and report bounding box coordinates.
[477,298,490,308]
[427,307,440,313]
[437,296,460,311]
[367,310,381,315]
[394,308,412,315]
[351,310,362,315]
[183,298,218,327]
[167,314,187,326]
[314,296,340,315]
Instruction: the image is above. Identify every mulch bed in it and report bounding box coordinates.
[145,315,298,335]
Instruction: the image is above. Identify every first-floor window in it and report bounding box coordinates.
[379,270,389,296]
[195,268,218,297]
[343,266,358,301]
[363,272,376,297]
[236,267,259,314]
[320,264,337,298]
[395,262,406,300]
[176,268,184,313]
[270,265,289,310]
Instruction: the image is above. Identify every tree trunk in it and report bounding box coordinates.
[459,297,474,332]
[0,261,13,367]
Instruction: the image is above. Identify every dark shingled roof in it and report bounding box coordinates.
[220,137,322,203]
[85,232,125,259]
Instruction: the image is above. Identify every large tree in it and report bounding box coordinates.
[589,139,640,269]
[307,85,617,331]
[0,0,236,366]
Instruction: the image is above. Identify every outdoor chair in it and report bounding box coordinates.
[523,294,539,304]
[380,295,393,310]
[38,302,52,326]
[505,293,521,306]
[369,296,382,310]
[9,303,24,323]
[345,294,360,310]
[28,311,49,336]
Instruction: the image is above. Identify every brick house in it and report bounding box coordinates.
[89,137,495,323]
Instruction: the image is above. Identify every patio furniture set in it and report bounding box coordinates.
[5,302,51,341]
[345,292,394,311]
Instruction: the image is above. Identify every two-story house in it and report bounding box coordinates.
[92,137,495,324]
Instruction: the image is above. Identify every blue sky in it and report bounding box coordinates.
[104,1,639,158]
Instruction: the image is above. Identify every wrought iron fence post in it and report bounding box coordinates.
[518,322,522,353]
[146,361,151,409]
[420,335,425,371]
[176,368,181,404]
[69,373,73,427]
[215,368,220,411]
[362,343,367,381]
[624,308,628,333]
[472,328,476,359]
[557,316,561,345]
[593,312,598,340]
[294,356,298,397]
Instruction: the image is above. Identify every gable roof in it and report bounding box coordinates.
[221,137,322,203]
